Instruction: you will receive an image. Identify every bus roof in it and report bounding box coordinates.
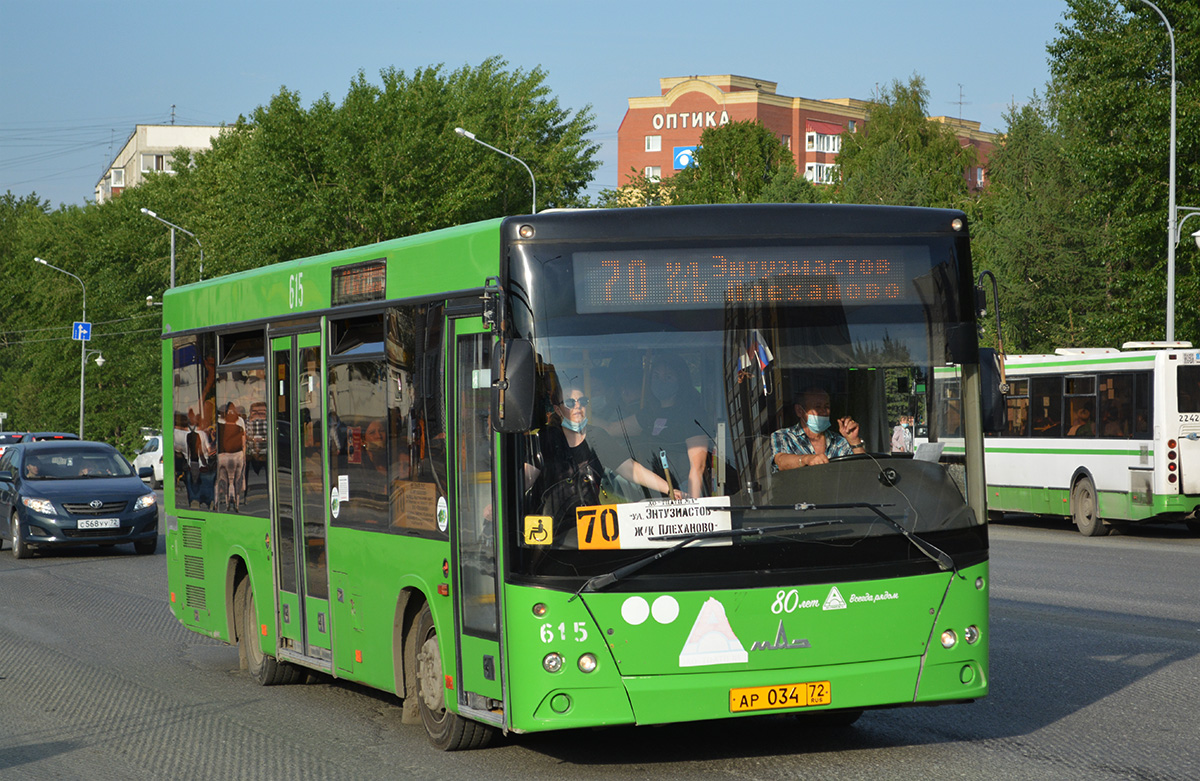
[161,218,504,334]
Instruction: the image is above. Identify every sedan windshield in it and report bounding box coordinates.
[24,449,134,479]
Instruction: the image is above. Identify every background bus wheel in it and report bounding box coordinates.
[236,579,303,686]
[11,514,31,559]
[1071,477,1107,537]
[413,603,493,751]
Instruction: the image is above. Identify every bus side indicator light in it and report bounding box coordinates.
[261,624,268,636]
[170,592,176,603]
[442,559,449,577]
[445,675,454,690]
[355,649,363,663]
[437,584,450,596]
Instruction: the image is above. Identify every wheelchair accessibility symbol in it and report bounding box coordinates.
[524,515,553,546]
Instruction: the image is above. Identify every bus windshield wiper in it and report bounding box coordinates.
[570,519,843,599]
[794,502,955,572]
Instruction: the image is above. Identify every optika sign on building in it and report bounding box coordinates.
[618,74,998,189]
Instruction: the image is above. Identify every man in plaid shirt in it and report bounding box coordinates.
[770,388,865,472]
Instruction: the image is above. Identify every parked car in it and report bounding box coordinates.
[0,440,157,558]
[0,433,23,458]
[132,435,164,487]
[25,432,80,442]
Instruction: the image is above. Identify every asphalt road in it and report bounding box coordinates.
[2,503,1199,780]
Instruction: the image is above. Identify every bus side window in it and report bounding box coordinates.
[1133,372,1152,438]
[1030,377,1062,437]
[1099,375,1133,439]
[1005,379,1029,437]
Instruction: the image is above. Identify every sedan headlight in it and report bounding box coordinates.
[22,497,56,515]
[134,493,157,511]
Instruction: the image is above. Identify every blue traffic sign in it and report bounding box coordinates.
[72,321,91,341]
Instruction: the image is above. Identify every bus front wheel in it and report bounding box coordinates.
[1071,477,1108,537]
[412,603,494,750]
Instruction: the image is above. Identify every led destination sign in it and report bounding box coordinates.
[573,246,929,313]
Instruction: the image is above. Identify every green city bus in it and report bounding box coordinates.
[162,204,992,749]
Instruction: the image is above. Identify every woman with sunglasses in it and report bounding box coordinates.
[527,380,680,546]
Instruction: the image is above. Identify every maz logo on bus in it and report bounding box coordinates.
[288,272,305,309]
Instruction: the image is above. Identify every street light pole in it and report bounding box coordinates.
[1135,0,1200,342]
[454,127,537,214]
[139,208,204,287]
[34,257,87,438]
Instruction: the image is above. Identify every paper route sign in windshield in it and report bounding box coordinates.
[576,496,733,550]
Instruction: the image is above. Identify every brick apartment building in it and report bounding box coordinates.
[618,75,998,191]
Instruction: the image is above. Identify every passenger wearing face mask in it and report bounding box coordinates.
[770,387,864,471]
[528,381,680,544]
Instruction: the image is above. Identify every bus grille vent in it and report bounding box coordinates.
[181,525,203,549]
[184,555,205,580]
[185,584,207,610]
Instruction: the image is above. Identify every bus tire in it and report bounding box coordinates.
[1071,477,1108,537]
[236,578,303,686]
[413,603,494,751]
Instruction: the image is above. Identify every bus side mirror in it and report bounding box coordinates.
[980,348,1007,434]
[492,338,536,433]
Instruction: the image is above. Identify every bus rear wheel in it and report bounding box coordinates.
[1071,476,1108,536]
[236,578,303,686]
[412,603,494,751]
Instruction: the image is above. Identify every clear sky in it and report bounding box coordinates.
[1,0,1070,209]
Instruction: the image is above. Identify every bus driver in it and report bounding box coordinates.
[770,387,865,471]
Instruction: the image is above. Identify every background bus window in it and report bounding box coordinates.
[172,333,217,510]
[1064,376,1096,437]
[934,377,962,439]
[1004,379,1029,437]
[1031,377,1063,437]
[1098,374,1133,438]
[1133,372,1152,438]
[1178,365,1200,413]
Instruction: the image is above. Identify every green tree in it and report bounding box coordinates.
[672,120,816,204]
[973,98,1105,352]
[833,75,976,208]
[170,57,599,270]
[1046,0,1200,344]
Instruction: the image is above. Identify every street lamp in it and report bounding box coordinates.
[1135,0,1200,342]
[454,127,537,214]
[81,350,105,438]
[139,207,204,287]
[33,257,87,438]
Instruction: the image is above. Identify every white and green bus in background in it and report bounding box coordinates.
[934,342,1200,536]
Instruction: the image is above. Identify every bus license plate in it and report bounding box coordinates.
[78,518,120,529]
[729,681,831,713]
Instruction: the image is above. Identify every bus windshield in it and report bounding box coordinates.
[507,236,985,586]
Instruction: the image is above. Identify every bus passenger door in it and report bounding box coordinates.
[270,332,332,665]
[449,320,504,721]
